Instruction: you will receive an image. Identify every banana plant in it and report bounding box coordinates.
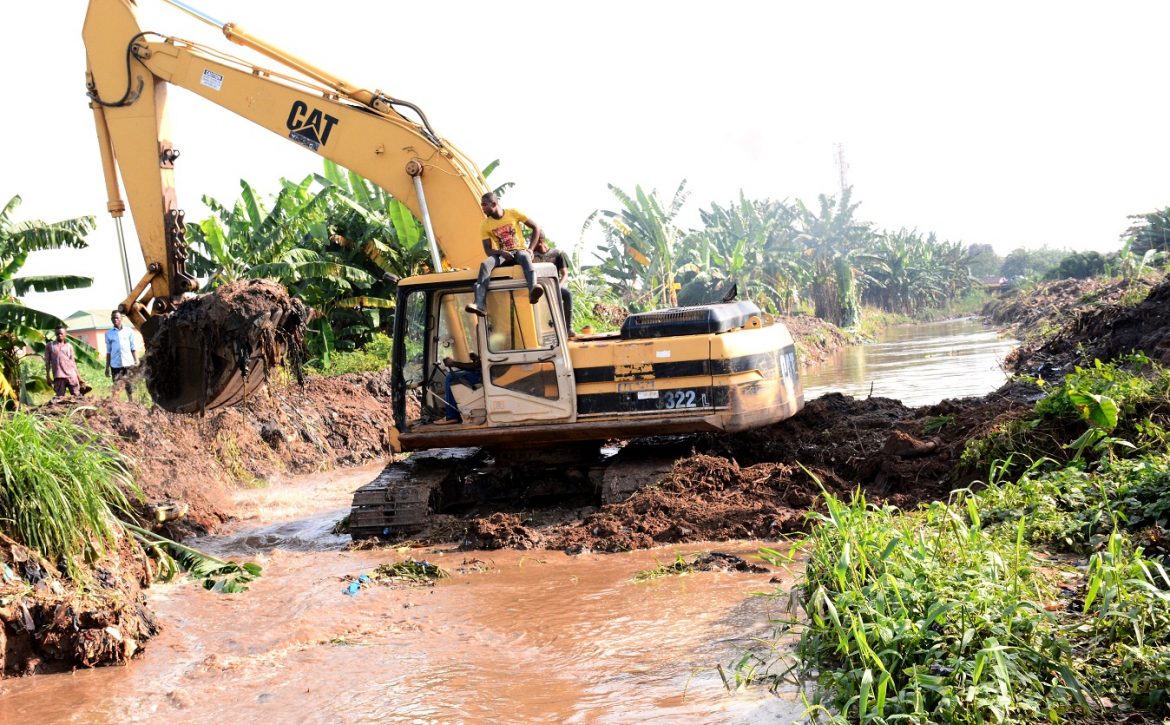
[792,189,873,327]
[186,176,332,288]
[680,193,800,311]
[0,196,95,404]
[589,181,690,310]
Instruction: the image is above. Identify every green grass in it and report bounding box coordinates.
[0,409,141,579]
[742,357,1170,720]
[308,332,393,376]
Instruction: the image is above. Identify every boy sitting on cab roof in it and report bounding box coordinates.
[466,192,543,317]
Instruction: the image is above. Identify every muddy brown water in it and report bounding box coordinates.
[0,463,805,723]
[1,321,1015,722]
[802,318,1018,406]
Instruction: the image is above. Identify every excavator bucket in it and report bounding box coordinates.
[143,279,308,414]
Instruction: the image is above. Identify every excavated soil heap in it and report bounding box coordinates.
[1009,273,1170,375]
[55,370,398,535]
[0,534,158,676]
[421,385,1036,554]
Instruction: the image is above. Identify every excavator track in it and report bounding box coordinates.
[349,448,483,538]
[348,438,701,540]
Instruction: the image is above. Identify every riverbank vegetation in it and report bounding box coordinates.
[0,409,138,579]
[747,351,1170,719]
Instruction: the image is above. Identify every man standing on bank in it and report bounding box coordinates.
[465,192,543,317]
[44,325,83,398]
[105,310,138,402]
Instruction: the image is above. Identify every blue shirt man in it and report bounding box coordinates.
[105,310,138,402]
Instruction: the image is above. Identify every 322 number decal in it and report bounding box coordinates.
[662,389,697,409]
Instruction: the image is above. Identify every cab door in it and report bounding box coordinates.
[477,278,576,424]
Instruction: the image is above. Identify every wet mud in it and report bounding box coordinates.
[145,279,308,414]
[0,534,158,677]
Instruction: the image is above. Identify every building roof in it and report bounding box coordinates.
[64,309,116,331]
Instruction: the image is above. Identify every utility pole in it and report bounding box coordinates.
[835,142,849,197]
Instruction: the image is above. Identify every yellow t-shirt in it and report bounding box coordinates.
[480,208,530,252]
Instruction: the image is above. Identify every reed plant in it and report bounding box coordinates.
[0,408,140,579]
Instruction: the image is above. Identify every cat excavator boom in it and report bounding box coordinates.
[84,0,804,535]
[83,0,488,411]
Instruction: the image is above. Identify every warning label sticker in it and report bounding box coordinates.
[201,69,224,91]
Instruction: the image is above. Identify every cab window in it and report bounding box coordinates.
[485,287,558,353]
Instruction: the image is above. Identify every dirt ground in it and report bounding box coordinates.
[43,369,397,536]
[775,313,858,370]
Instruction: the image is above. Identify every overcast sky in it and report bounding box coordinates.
[4,0,1169,319]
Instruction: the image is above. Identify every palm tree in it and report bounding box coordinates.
[590,181,690,310]
[0,196,95,402]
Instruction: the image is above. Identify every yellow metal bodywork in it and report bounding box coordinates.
[83,0,489,321]
[395,270,804,451]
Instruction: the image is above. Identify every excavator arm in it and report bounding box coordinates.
[82,0,491,410]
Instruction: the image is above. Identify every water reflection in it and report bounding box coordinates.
[802,318,1018,407]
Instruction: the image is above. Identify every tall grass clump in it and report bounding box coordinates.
[786,489,1086,722]
[745,357,1170,720]
[0,409,140,578]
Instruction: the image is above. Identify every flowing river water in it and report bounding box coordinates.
[1,319,1016,723]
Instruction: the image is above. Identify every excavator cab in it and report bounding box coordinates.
[392,263,576,446]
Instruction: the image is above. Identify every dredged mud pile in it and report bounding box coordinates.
[1007,273,1170,376]
[0,534,158,676]
[57,370,397,536]
[447,387,1034,553]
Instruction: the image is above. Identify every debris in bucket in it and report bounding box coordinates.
[145,279,308,414]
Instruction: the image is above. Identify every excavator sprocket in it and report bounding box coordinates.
[143,279,307,414]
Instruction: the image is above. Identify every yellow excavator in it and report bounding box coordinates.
[83,0,804,536]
